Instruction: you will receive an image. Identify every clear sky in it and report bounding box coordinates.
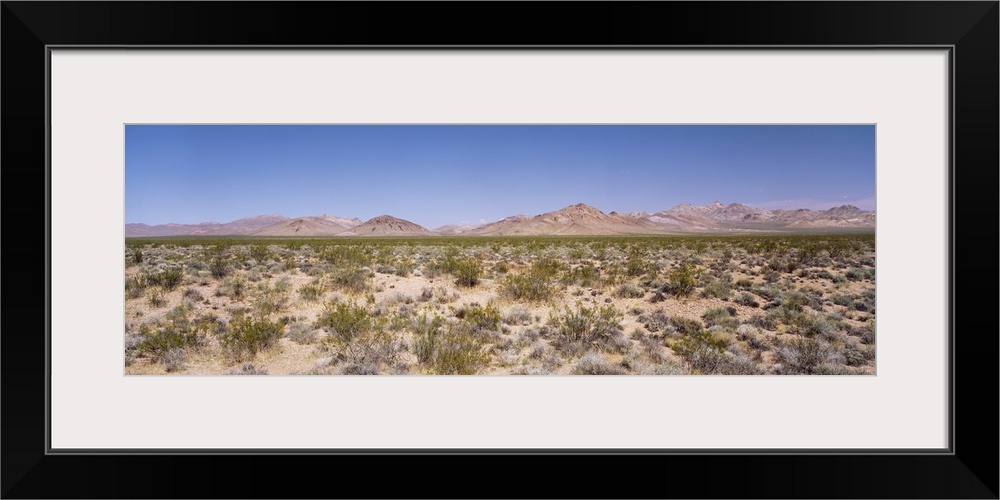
[125,125,875,228]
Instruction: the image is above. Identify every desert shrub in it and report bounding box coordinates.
[735,324,767,350]
[321,245,373,267]
[502,306,533,325]
[663,263,701,297]
[182,287,204,302]
[125,275,147,299]
[700,280,732,299]
[394,258,414,277]
[146,287,167,307]
[773,337,845,374]
[317,301,379,338]
[210,256,229,279]
[531,256,564,278]
[668,316,703,336]
[249,244,271,263]
[329,266,371,294]
[548,302,624,352]
[136,306,209,361]
[229,362,268,375]
[670,328,762,375]
[734,292,760,308]
[791,314,837,340]
[850,322,876,345]
[452,257,482,287]
[254,279,290,315]
[285,322,318,344]
[751,285,782,302]
[493,261,509,275]
[414,321,491,375]
[219,314,286,362]
[845,267,866,281]
[625,253,650,277]
[146,267,184,291]
[216,277,247,299]
[163,348,187,372]
[418,287,434,302]
[454,303,502,331]
[831,294,853,307]
[500,271,557,302]
[572,351,626,375]
[299,279,325,301]
[637,310,671,334]
[734,278,753,290]
[132,247,144,264]
[843,341,875,367]
[748,314,777,331]
[701,307,739,331]
[614,283,645,299]
[562,264,601,287]
[318,301,400,373]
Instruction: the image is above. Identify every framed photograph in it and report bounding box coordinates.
[3,2,996,498]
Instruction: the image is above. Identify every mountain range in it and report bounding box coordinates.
[125,202,875,237]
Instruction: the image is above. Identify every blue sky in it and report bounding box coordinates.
[125,125,875,228]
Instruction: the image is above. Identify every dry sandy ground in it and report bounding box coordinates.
[125,240,876,375]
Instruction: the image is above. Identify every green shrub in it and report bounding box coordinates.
[249,244,271,263]
[493,261,509,275]
[145,267,184,291]
[453,257,482,287]
[668,316,703,336]
[317,301,379,339]
[700,280,732,299]
[220,314,286,362]
[500,272,557,302]
[669,329,761,375]
[530,257,563,279]
[128,248,144,267]
[664,263,701,297]
[414,320,491,374]
[562,264,600,287]
[831,294,853,307]
[254,279,290,315]
[136,306,209,361]
[454,303,501,331]
[210,256,229,279]
[318,301,399,373]
[549,302,623,347]
[329,266,371,294]
[701,307,739,331]
[625,254,649,277]
[299,279,324,301]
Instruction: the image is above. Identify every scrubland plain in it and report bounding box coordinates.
[124,234,875,375]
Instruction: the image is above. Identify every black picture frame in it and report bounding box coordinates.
[2,2,996,498]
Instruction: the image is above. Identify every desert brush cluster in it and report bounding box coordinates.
[124,234,875,375]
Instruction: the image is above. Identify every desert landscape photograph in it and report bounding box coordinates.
[125,125,875,375]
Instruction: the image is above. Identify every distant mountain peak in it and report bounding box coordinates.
[558,203,604,215]
[339,215,433,236]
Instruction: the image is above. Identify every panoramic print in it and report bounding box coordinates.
[125,125,875,375]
